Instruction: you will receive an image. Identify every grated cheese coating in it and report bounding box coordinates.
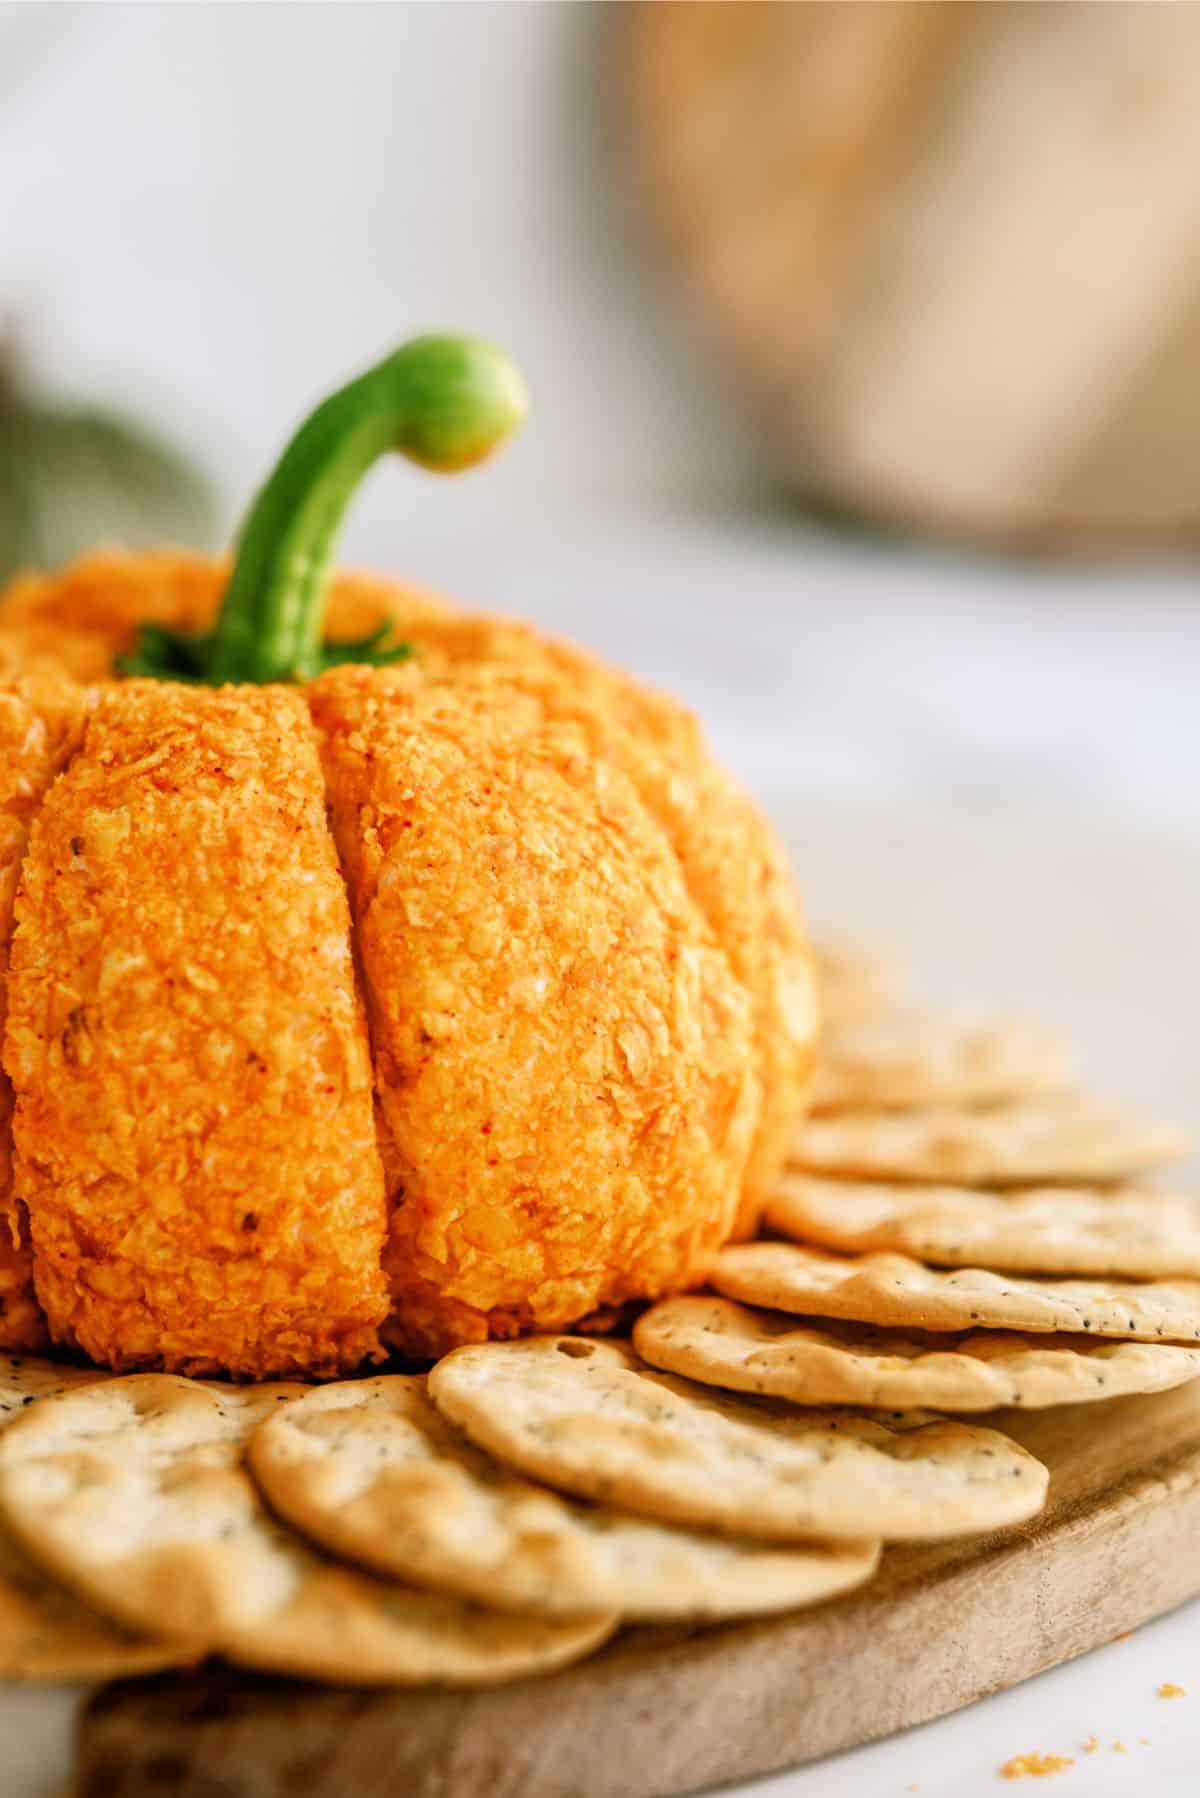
[0,679,92,1351]
[4,681,388,1376]
[312,666,759,1357]
[0,555,812,1371]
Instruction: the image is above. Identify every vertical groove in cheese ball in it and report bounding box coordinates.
[310,663,760,1358]
[0,551,814,1374]
[0,679,92,1352]
[395,614,817,1238]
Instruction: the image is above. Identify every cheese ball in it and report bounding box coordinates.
[0,553,815,1370]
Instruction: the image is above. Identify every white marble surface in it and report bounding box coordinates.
[3,4,1200,1790]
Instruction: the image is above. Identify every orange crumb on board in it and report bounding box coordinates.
[1000,1752,1074,1779]
[1081,1737,1098,1754]
[1139,1738,1150,1747]
[1158,1683,1186,1699]
[1113,1742,1127,1753]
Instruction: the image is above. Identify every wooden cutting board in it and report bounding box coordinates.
[75,1380,1200,1798]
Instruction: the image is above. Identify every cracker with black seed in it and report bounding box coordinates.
[0,1374,614,1685]
[427,1337,1047,1542]
[769,1176,1200,1279]
[250,1375,880,1620]
[635,1295,1200,1412]
[792,1099,1189,1185]
[0,1356,190,1679]
[713,1242,1200,1342]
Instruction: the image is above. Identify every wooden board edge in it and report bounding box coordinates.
[73,1429,1200,1798]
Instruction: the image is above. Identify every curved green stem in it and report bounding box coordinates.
[120,335,527,685]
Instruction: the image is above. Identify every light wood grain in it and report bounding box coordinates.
[616,1,1200,548]
[74,1380,1200,1798]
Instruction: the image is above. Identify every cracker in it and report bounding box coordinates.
[427,1338,1047,1542]
[0,1374,614,1686]
[713,1242,1200,1342]
[634,1295,1200,1412]
[792,1099,1190,1185]
[0,1353,104,1416]
[813,938,906,1029]
[0,1527,189,1684]
[811,1015,1069,1114]
[769,1175,1200,1279]
[0,1355,189,1680]
[250,1375,879,1621]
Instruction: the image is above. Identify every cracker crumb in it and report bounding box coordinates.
[1158,1683,1186,1699]
[1112,1741,1127,1753]
[1081,1737,1098,1754]
[1000,1752,1074,1779]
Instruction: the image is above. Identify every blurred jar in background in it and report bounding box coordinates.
[617,0,1200,552]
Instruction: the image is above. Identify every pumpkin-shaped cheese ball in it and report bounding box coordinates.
[0,338,816,1374]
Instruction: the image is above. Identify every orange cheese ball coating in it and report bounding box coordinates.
[0,678,91,1352]
[397,615,818,1237]
[3,681,388,1376]
[0,560,815,1229]
[310,664,759,1358]
[0,552,814,1371]
[0,550,447,684]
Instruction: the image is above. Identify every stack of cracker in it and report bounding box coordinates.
[0,939,1190,1691]
[637,941,1200,1417]
[0,1332,1046,1686]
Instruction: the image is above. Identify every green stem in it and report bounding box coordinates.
[120,335,527,685]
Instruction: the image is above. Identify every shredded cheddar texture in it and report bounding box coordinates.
[0,677,92,1352]
[0,554,814,1373]
[1000,1752,1075,1779]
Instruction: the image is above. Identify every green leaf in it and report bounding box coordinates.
[117,618,413,685]
[0,359,215,584]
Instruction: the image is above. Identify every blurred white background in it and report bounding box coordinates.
[2,8,1200,1792]
[4,1,1197,823]
[6,0,1198,1091]
[3,4,764,522]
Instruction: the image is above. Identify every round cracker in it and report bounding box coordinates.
[249,1375,879,1621]
[811,1016,1069,1114]
[0,1355,190,1681]
[713,1242,1200,1343]
[0,1375,614,1686]
[769,1176,1200,1279]
[0,1354,105,1416]
[813,938,906,1030]
[427,1337,1047,1542]
[791,1100,1190,1186]
[634,1295,1200,1412]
